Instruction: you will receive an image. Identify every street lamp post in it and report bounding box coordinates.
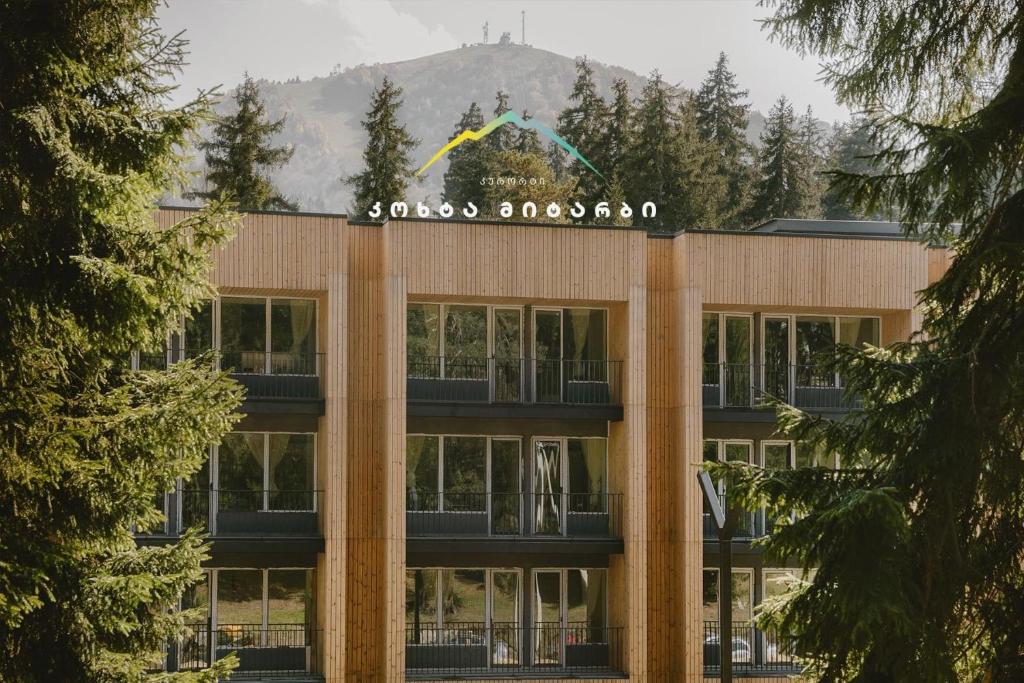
[698,470,741,683]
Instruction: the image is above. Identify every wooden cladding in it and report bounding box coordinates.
[156,209,943,681]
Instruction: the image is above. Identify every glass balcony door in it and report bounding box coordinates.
[533,571,563,666]
[533,310,562,402]
[533,441,563,535]
[763,317,791,402]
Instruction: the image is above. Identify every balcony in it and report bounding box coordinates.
[136,488,323,555]
[136,349,325,413]
[405,622,625,679]
[702,362,860,413]
[702,495,766,540]
[171,624,321,680]
[703,621,800,676]
[406,357,623,420]
[407,492,622,538]
[177,489,320,536]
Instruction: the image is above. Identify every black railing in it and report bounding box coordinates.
[135,348,324,400]
[175,489,320,536]
[702,362,860,410]
[702,494,763,540]
[405,622,624,676]
[703,621,799,674]
[177,624,320,678]
[407,356,623,405]
[406,492,623,538]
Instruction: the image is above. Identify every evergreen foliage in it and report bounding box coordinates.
[709,1,1024,680]
[748,95,807,223]
[0,1,241,679]
[821,117,894,220]
[694,52,755,226]
[191,75,296,211]
[441,101,489,208]
[345,76,419,221]
[556,58,609,221]
[489,90,514,153]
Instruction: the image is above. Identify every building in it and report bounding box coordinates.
[138,208,949,682]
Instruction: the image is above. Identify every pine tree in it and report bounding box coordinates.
[512,110,545,156]
[694,52,755,227]
[747,95,805,223]
[346,76,419,221]
[0,1,241,679]
[626,73,723,231]
[442,101,489,208]
[489,90,514,153]
[795,105,826,218]
[556,58,609,221]
[712,1,1024,680]
[191,75,296,211]
[600,79,634,180]
[821,117,894,220]
[481,151,575,222]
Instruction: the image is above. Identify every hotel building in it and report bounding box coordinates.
[139,209,949,682]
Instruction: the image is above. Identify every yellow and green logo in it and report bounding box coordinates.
[415,110,603,179]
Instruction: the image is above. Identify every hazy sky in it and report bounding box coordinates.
[158,0,850,122]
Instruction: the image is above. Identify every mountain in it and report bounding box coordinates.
[182,44,774,213]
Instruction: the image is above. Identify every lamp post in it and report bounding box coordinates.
[698,470,740,683]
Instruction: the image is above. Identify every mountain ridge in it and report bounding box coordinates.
[184,43,770,212]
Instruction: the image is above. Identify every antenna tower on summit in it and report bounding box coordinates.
[482,21,489,44]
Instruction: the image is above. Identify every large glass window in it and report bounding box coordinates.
[443,436,487,512]
[405,436,522,527]
[268,434,316,510]
[763,317,790,399]
[444,305,488,379]
[219,296,317,374]
[441,569,487,625]
[271,299,316,373]
[217,569,263,627]
[267,569,311,624]
[184,300,214,357]
[564,309,607,364]
[406,436,440,512]
[839,317,880,349]
[218,433,265,512]
[216,569,313,636]
[217,432,316,512]
[534,441,563,535]
[220,297,266,373]
[702,568,754,624]
[567,569,607,640]
[407,303,441,378]
[796,316,836,387]
[405,569,438,634]
[567,439,607,513]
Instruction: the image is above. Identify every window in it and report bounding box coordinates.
[406,568,521,637]
[702,568,754,625]
[533,437,609,534]
[703,313,753,405]
[567,569,608,641]
[761,314,880,391]
[444,305,488,378]
[216,432,316,512]
[443,436,487,511]
[796,441,839,470]
[215,568,313,636]
[406,303,523,381]
[405,435,522,521]
[220,297,267,373]
[796,316,836,386]
[567,439,607,513]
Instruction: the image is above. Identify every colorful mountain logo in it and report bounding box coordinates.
[415,110,604,179]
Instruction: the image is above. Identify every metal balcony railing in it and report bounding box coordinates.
[702,362,861,410]
[703,621,799,674]
[176,624,320,679]
[174,488,320,536]
[406,492,623,538]
[407,356,623,405]
[405,622,625,677]
[135,348,324,400]
[702,494,763,540]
